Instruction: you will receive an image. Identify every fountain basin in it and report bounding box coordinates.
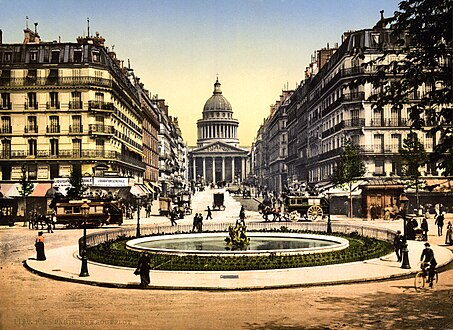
[126,232,349,257]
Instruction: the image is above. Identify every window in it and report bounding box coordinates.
[28,139,37,156]
[92,51,100,62]
[1,139,11,158]
[27,116,37,133]
[74,49,83,63]
[50,138,59,156]
[373,109,383,126]
[30,51,38,62]
[47,69,59,85]
[374,134,384,153]
[1,93,11,109]
[1,116,11,133]
[4,52,12,62]
[49,116,59,133]
[72,139,82,157]
[375,159,385,175]
[96,139,105,157]
[27,92,38,109]
[71,115,82,133]
[26,69,37,85]
[71,91,82,109]
[49,92,59,109]
[51,50,60,63]
[391,134,401,152]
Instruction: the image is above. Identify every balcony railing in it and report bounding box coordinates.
[24,126,38,133]
[343,118,366,128]
[0,76,112,88]
[68,101,83,109]
[88,100,114,111]
[69,125,83,133]
[0,126,12,134]
[46,125,61,134]
[342,92,365,102]
[24,102,39,110]
[0,103,12,110]
[46,101,61,110]
[369,118,408,127]
[359,144,402,154]
[88,124,114,134]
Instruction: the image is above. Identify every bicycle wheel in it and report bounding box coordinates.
[414,272,425,290]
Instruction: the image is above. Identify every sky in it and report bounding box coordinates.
[1,0,400,147]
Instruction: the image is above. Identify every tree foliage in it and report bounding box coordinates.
[18,164,34,198]
[362,0,452,175]
[332,139,366,186]
[67,165,87,198]
[399,131,428,207]
[331,139,366,217]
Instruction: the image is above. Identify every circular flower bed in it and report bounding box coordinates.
[87,229,393,271]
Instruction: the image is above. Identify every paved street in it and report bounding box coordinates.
[1,188,453,329]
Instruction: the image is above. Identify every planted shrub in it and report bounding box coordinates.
[86,228,393,271]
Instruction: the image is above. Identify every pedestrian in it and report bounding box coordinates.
[35,231,46,261]
[445,221,453,245]
[393,230,403,262]
[197,214,204,232]
[370,204,376,221]
[435,212,445,236]
[420,217,429,241]
[170,210,177,226]
[206,206,212,220]
[420,242,437,288]
[136,252,151,288]
[193,213,199,231]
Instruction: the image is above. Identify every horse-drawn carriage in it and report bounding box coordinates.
[258,195,329,222]
[285,195,329,221]
[158,197,172,216]
[174,192,192,215]
[213,193,226,210]
[54,199,123,228]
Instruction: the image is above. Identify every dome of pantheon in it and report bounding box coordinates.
[203,78,232,113]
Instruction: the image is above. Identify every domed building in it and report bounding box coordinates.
[188,78,249,185]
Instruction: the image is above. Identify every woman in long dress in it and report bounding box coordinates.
[137,252,151,288]
[35,231,46,261]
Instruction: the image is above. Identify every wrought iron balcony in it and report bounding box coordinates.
[24,102,39,110]
[0,103,12,110]
[69,125,83,133]
[68,101,83,109]
[46,101,60,110]
[88,100,114,111]
[0,126,12,134]
[88,124,114,134]
[46,125,60,134]
[24,126,38,133]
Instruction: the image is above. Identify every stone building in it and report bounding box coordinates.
[188,79,248,184]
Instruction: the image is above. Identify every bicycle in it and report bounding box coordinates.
[414,262,439,290]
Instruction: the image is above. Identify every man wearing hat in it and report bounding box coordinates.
[420,242,437,287]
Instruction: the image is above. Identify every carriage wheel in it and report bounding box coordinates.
[289,211,299,222]
[307,205,323,221]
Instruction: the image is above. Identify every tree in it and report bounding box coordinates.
[18,164,34,225]
[362,0,452,175]
[67,165,87,198]
[399,131,428,209]
[331,139,366,217]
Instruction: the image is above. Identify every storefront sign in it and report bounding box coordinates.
[37,165,49,179]
[92,177,129,187]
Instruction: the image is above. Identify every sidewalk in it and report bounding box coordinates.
[25,189,453,290]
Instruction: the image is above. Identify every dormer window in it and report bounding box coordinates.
[92,51,100,62]
[51,50,60,63]
[30,51,38,62]
[74,49,83,63]
[4,52,12,62]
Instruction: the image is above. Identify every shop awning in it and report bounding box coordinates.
[130,185,147,197]
[30,183,52,197]
[0,184,20,197]
[144,182,155,193]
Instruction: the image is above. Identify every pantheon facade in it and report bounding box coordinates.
[188,79,249,184]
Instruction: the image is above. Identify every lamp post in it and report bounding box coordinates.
[136,196,142,237]
[326,194,332,234]
[399,195,411,269]
[79,201,90,277]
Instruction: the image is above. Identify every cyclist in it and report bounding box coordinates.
[420,242,437,287]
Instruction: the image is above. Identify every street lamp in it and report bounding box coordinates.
[399,194,411,269]
[136,196,142,237]
[326,193,332,234]
[79,200,90,277]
